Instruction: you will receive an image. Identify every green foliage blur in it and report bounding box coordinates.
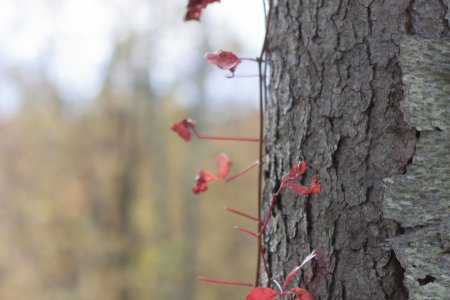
[0,20,259,300]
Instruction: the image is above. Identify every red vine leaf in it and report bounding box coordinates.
[216,152,232,179]
[282,177,321,195]
[192,152,233,194]
[185,0,220,21]
[303,176,321,194]
[205,50,241,73]
[245,287,279,300]
[193,169,218,194]
[282,183,309,195]
[185,6,202,21]
[282,161,306,183]
[171,118,196,141]
[290,288,316,300]
[281,161,321,195]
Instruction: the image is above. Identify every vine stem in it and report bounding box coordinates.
[256,58,264,286]
[197,277,254,287]
[195,133,259,142]
[224,160,260,183]
[225,207,262,224]
[234,226,259,238]
[226,74,260,79]
[255,0,273,287]
[239,57,263,62]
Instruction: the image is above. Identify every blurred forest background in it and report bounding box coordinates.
[0,0,264,299]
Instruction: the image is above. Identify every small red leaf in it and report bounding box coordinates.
[282,183,308,195]
[205,50,241,73]
[185,6,202,21]
[290,288,316,300]
[216,152,232,179]
[185,0,220,21]
[201,0,220,6]
[171,118,196,141]
[283,177,321,195]
[193,169,218,194]
[303,176,321,194]
[282,161,307,183]
[245,287,279,300]
[281,161,321,195]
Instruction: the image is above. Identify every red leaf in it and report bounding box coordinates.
[205,50,241,73]
[290,288,316,300]
[191,153,233,194]
[281,161,321,195]
[185,0,220,21]
[171,118,196,141]
[282,183,308,195]
[185,6,202,21]
[283,177,321,195]
[193,169,218,194]
[282,161,306,183]
[201,0,220,6]
[245,287,279,300]
[216,152,232,179]
[303,176,321,194]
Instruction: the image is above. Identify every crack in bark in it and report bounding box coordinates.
[405,0,416,35]
[437,0,450,35]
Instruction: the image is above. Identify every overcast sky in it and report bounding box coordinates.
[0,0,265,118]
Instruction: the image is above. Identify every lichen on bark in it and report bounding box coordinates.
[383,36,450,300]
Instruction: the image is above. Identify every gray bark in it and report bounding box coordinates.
[264,0,449,299]
[383,37,450,300]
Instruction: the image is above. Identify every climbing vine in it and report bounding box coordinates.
[170,1,322,299]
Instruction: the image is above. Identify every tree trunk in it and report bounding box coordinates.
[264,1,449,299]
[382,36,450,299]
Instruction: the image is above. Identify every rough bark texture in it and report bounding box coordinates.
[383,37,450,299]
[398,37,450,131]
[264,1,449,299]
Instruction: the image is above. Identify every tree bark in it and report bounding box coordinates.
[264,1,449,299]
[382,36,450,299]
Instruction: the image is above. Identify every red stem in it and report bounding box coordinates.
[256,57,264,286]
[197,276,254,287]
[239,57,261,62]
[225,207,261,224]
[259,188,281,236]
[195,133,259,142]
[224,160,260,183]
[226,74,259,79]
[234,226,259,238]
[258,237,270,281]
